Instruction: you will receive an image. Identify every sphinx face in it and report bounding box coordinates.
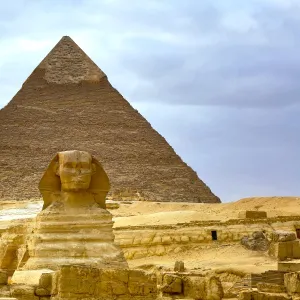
[57,150,95,192]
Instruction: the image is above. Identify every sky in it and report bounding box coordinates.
[1,0,300,202]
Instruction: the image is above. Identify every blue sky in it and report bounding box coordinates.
[1,0,300,202]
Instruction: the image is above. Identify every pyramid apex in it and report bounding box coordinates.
[35,36,106,84]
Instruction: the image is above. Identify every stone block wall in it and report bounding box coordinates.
[51,266,157,300]
[114,223,272,260]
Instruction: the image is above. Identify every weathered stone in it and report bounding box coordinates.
[272,231,296,242]
[257,283,286,293]
[0,271,8,285]
[278,262,300,272]
[241,231,270,251]
[24,150,128,270]
[239,211,267,219]
[39,273,52,290]
[10,284,38,300]
[284,272,300,294]
[269,241,300,261]
[174,261,185,272]
[50,265,157,299]
[35,287,50,296]
[239,291,291,300]
[11,270,54,286]
[161,274,182,294]
[183,276,223,300]
[239,290,256,300]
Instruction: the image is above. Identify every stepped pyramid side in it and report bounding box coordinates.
[0,36,220,203]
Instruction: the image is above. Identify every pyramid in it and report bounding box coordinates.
[0,36,220,203]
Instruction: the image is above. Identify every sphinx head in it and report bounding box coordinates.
[39,150,110,209]
[55,150,96,192]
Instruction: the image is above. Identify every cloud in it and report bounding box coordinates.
[1,0,300,201]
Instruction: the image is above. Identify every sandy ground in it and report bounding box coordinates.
[0,196,299,273]
[112,196,300,227]
[111,197,300,272]
[128,244,277,274]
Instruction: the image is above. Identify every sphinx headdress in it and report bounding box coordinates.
[39,151,110,209]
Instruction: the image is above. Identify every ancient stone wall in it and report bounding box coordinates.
[10,266,157,300]
[114,218,300,260]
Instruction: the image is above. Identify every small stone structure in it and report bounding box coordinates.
[238,211,267,219]
[268,231,300,261]
[174,261,185,272]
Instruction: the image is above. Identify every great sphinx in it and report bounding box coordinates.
[23,150,128,270]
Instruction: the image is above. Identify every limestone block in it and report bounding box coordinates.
[128,269,157,296]
[39,272,52,290]
[205,276,224,300]
[174,261,185,272]
[11,270,54,286]
[181,236,189,243]
[133,249,148,259]
[0,271,8,285]
[269,242,297,260]
[162,236,172,244]
[257,292,291,300]
[239,291,291,300]
[173,247,182,254]
[257,283,286,293]
[272,231,296,242]
[152,236,162,244]
[52,265,157,299]
[155,245,166,256]
[183,276,223,300]
[239,211,267,219]
[141,237,153,245]
[197,235,205,242]
[239,291,258,300]
[293,242,300,259]
[278,262,300,272]
[174,236,181,243]
[285,272,300,294]
[10,285,39,300]
[161,274,182,294]
[35,287,50,296]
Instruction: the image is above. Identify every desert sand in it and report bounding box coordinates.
[1,196,299,274]
[112,197,300,273]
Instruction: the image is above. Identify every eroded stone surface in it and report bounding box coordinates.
[272,231,297,242]
[183,275,223,300]
[241,231,270,251]
[51,265,157,300]
[24,150,127,270]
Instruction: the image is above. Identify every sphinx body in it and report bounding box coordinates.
[23,150,128,270]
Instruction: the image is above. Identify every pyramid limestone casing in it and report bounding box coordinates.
[0,36,220,203]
